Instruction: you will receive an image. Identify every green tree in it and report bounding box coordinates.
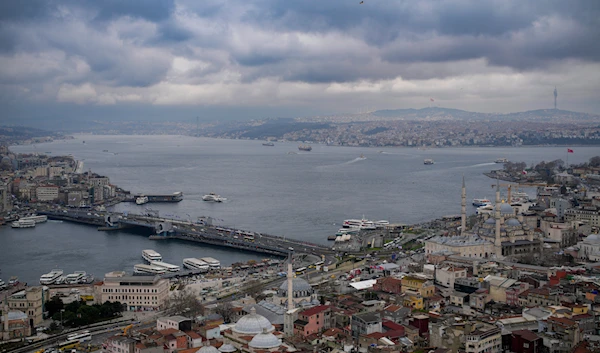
[45,296,64,317]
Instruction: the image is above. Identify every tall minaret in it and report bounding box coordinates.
[461,175,466,235]
[286,256,294,311]
[494,181,502,257]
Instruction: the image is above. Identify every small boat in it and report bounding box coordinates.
[262,142,275,147]
[8,276,19,286]
[136,196,149,205]
[472,198,491,206]
[358,154,366,160]
[11,219,36,228]
[298,144,312,151]
[142,249,162,263]
[424,159,434,165]
[495,158,509,163]
[203,193,226,202]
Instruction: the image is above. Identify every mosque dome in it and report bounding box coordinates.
[484,218,496,225]
[218,344,237,353]
[233,308,275,335]
[500,203,514,215]
[248,329,282,349]
[505,218,521,227]
[585,234,600,244]
[279,277,312,293]
[197,346,219,353]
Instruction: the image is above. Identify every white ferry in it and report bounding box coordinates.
[134,264,166,275]
[142,250,162,263]
[424,159,434,165]
[11,219,36,228]
[472,198,491,206]
[64,271,87,284]
[40,269,64,285]
[200,257,221,269]
[495,158,509,163]
[150,261,180,272]
[342,217,387,230]
[136,196,149,205]
[182,258,210,271]
[202,193,226,202]
[19,215,48,224]
[476,204,495,215]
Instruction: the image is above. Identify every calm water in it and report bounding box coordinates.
[4,135,598,284]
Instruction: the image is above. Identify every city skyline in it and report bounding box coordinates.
[1,0,600,124]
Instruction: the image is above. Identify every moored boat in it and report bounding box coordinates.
[40,269,64,285]
[182,258,210,271]
[150,261,180,272]
[11,219,36,228]
[424,159,434,165]
[200,257,221,269]
[472,198,491,206]
[262,142,275,146]
[19,215,47,224]
[142,249,162,263]
[136,196,149,205]
[134,264,166,275]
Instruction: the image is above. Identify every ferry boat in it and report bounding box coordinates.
[495,158,509,163]
[11,219,36,228]
[298,144,312,151]
[142,250,162,263]
[54,276,66,285]
[203,193,226,202]
[342,217,387,230]
[472,198,491,206]
[135,196,149,205]
[476,204,495,215]
[40,269,64,285]
[134,264,166,275]
[64,271,87,284]
[200,257,221,269]
[424,159,434,165]
[19,215,48,224]
[0,279,6,290]
[8,276,19,286]
[262,142,275,146]
[183,258,210,271]
[150,261,180,272]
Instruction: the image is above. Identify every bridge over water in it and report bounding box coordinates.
[39,210,334,258]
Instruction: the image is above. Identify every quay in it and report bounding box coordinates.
[38,210,334,258]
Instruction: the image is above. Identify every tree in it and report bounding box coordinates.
[165,288,205,318]
[214,302,236,323]
[45,296,64,317]
[590,156,600,167]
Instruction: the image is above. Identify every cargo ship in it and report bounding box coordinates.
[298,144,312,151]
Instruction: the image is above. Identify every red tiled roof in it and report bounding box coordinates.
[384,305,402,312]
[322,328,343,337]
[300,305,330,317]
[548,316,577,327]
[365,332,386,339]
[184,331,202,339]
[512,330,539,342]
[158,328,178,336]
[382,320,404,332]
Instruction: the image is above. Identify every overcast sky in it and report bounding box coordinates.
[1,0,599,123]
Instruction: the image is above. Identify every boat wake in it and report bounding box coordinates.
[344,157,367,165]
[466,162,497,168]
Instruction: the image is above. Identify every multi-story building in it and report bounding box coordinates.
[565,206,600,227]
[511,330,542,353]
[105,336,136,353]
[6,286,48,326]
[401,275,435,298]
[95,272,169,311]
[156,316,192,332]
[36,185,59,201]
[294,305,331,337]
[465,324,502,353]
[435,266,467,288]
[351,312,382,339]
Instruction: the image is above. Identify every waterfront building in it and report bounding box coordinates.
[95,272,169,311]
[6,286,48,326]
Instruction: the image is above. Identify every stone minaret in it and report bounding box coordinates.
[287,258,294,311]
[461,176,466,235]
[494,181,502,257]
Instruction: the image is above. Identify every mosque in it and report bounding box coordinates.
[425,178,543,260]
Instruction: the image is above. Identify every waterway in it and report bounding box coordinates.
[4,135,598,284]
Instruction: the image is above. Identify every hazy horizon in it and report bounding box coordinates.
[1,0,599,124]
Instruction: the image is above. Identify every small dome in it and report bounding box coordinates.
[249,329,282,349]
[197,346,219,353]
[218,344,237,353]
[500,203,514,215]
[279,277,312,293]
[505,218,521,227]
[585,234,600,244]
[485,218,496,225]
[233,307,274,335]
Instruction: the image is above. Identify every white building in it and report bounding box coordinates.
[95,272,169,311]
[435,266,467,288]
[36,186,59,201]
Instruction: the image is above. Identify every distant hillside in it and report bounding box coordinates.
[371,107,599,122]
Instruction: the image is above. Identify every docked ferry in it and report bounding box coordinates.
[142,250,162,263]
[11,219,36,228]
[19,215,48,224]
[40,269,64,285]
[150,261,180,272]
[472,198,491,206]
[135,196,149,205]
[64,271,87,284]
[134,264,166,275]
[183,258,210,271]
[200,257,221,269]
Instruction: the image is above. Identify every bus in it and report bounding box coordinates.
[315,261,324,266]
[295,267,307,275]
[244,234,255,242]
[57,339,80,352]
[67,330,92,343]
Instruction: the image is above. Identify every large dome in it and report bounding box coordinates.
[279,277,312,292]
[585,234,600,244]
[484,218,496,225]
[218,344,237,353]
[249,330,282,349]
[500,203,514,215]
[233,308,275,335]
[505,218,521,227]
[197,346,219,353]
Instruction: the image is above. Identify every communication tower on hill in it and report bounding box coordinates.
[554,86,557,110]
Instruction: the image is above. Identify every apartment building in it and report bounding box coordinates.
[96,272,169,311]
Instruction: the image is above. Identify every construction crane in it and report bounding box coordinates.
[121,324,133,337]
[490,182,549,202]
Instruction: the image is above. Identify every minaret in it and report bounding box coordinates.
[494,181,502,257]
[286,257,294,311]
[461,175,466,235]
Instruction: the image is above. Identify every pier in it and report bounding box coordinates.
[38,210,334,258]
